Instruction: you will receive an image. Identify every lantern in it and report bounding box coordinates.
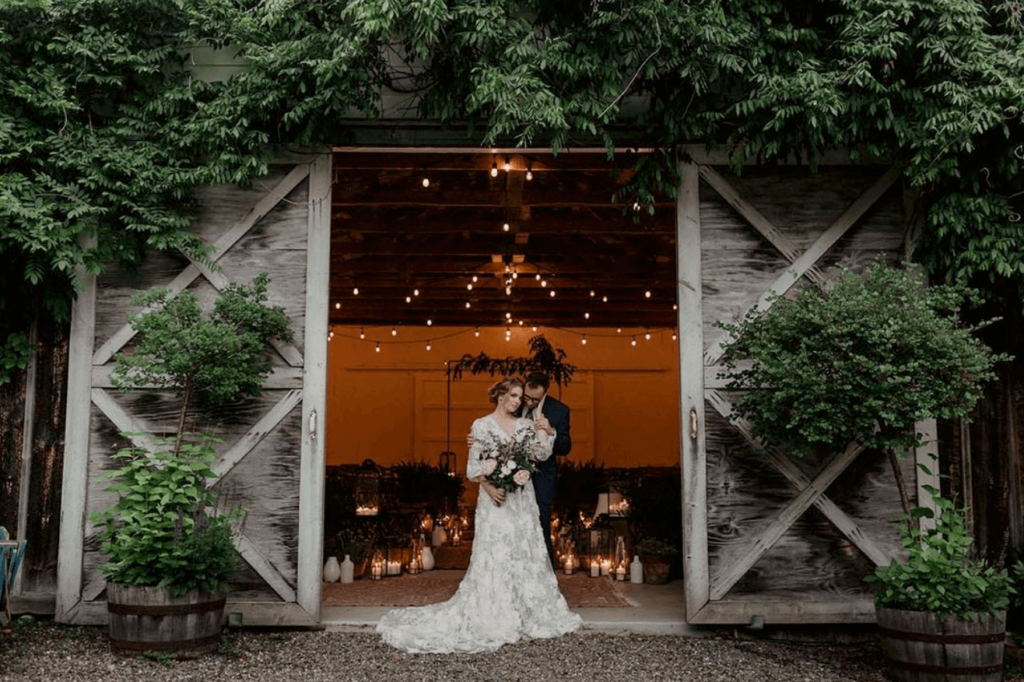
[354,459,381,516]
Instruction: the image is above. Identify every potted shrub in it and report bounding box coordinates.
[718,262,1008,678]
[868,490,1017,682]
[91,274,292,658]
[633,537,680,585]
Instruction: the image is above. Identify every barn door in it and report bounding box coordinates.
[56,153,331,626]
[677,157,938,625]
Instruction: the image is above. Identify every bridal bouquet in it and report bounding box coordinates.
[477,431,541,493]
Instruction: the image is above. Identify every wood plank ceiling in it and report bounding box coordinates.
[330,151,678,330]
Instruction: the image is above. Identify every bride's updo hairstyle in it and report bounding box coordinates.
[487,377,524,404]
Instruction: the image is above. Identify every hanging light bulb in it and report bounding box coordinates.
[645,290,651,299]
[465,301,471,308]
[518,320,524,326]
[672,332,678,341]
[549,290,555,297]
[673,303,678,310]
[472,275,478,283]
[353,287,359,295]
[503,155,511,172]
[532,326,538,332]
[490,159,499,177]
[525,159,534,181]
[426,340,432,351]
[617,328,622,334]
[467,283,473,291]
[602,295,608,303]
[359,327,365,340]
[422,176,431,188]
[540,279,547,288]
[505,285,512,295]
[502,222,510,232]
[590,290,596,297]
[505,312,512,319]
[405,296,412,303]
[581,334,588,345]
[474,326,480,338]
[645,331,651,340]
[631,336,637,347]
[413,288,420,296]
[375,341,381,353]
[584,312,590,319]
[633,200,642,212]
[426,319,432,326]
[535,273,541,281]
[335,302,341,310]
[391,327,397,336]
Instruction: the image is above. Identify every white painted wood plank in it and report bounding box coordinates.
[698,166,826,287]
[212,389,303,479]
[13,319,38,596]
[92,364,304,390]
[235,534,296,603]
[706,390,893,566]
[709,439,867,600]
[296,153,332,621]
[90,388,160,454]
[914,418,940,531]
[81,574,106,603]
[56,258,97,623]
[676,160,710,621]
[690,598,877,625]
[92,164,311,366]
[703,166,902,366]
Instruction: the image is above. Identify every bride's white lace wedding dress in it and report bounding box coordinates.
[377,415,582,653]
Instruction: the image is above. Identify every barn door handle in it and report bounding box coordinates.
[309,410,318,440]
[689,409,698,439]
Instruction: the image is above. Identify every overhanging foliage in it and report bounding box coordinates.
[1,0,1022,381]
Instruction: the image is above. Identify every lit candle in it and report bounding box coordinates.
[600,559,611,576]
[615,564,626,581]
[590,560,600,578]
[563,554,575,575]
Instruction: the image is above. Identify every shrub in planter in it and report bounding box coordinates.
[634,537,680,585]
[868,490,1016,681]
[93,274,291,657]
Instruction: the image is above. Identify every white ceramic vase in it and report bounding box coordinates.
[420,546,435,571]
[323,556,341,583]
[340,554,354,583]
[630,556,644,584]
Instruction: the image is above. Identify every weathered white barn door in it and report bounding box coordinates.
[677,154,938,625]
[56,153,331,626]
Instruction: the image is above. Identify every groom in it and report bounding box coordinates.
[521,372,572,568]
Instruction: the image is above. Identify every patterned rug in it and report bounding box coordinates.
[322,570,637,608]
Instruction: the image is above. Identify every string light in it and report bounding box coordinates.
[335,302,341,310]
[549,290,556,297]
[644,290,651,299]
[490,158,499,178]
[467,283,473,290]
[413,288,420,296]
[505,312,512,319]
[426,340,432,351]
[581,334,587,345]
[673,303,678,310]
[540,279,547,288]
[672,332,677,341]
[359,327,365,339]
[617,328,622,334]
[503,155,511,172]
[602,295,608,303]
[422,177,430,188]
[375,341,381,353]
[590,290,595,297]
[426,319,432,326]
[391,327,397,336]
[472,275,478,283]
[405,296,412,303]
[465,301,471,308]
[631,336,637,347]
[525,160,533,181]
[584,312,590,319]
[535,274,541,281]
[645,330,651,341]
[474,326,480,338]
[352,287,359,295]
[532,326,538,332]
[502,222,510,232]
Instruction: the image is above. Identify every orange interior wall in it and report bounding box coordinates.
[326,326,680,470]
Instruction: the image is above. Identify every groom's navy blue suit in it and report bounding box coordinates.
[528,396,571,567]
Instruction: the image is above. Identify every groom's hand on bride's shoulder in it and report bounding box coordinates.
[466,433,475,447]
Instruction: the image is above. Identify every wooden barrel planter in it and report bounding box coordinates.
[106,583,226,659]
[641,557,672,585]
[876,606,1006,682]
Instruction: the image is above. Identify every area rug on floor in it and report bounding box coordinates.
[322,570,637,608]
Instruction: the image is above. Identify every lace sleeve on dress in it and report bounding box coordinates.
[520,419,554,462]
[465,419,487,479]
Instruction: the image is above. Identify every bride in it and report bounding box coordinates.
[377,377,582,653]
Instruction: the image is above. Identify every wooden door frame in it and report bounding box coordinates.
[55,152,331,626]
[676,152,938,625]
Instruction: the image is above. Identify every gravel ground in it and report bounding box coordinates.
[2,617,1022,682]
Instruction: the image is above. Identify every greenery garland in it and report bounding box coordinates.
[1,0,1021,382]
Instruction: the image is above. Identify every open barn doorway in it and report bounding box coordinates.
[320,149,683,609]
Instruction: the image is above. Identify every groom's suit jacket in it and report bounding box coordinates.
[530,395,571,508]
